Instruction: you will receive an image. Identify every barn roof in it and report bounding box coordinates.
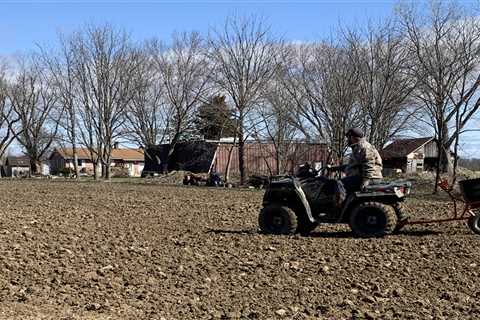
[381,137,434,159]
[52,148,144,161]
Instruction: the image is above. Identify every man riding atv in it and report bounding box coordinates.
[331,127,383,194]
[258,127,410,237]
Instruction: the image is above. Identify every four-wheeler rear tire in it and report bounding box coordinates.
[259,205,298,235]
[349,202,397,238]
[467,214,480,235]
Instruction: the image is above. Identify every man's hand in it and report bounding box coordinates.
[360,179,370,190]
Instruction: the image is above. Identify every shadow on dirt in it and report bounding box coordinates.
[308,231,353,238]
[396,229,442,236]
[206,228,442,238]
[308,229,441,238]
[206,228,257,235]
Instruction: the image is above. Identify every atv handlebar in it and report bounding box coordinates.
[325,164,348,173]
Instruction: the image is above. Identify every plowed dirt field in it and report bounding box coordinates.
[0,180,479,319]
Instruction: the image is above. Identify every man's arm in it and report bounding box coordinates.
[360,146,378,179]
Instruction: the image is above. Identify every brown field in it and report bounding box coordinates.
[0,180,479,319]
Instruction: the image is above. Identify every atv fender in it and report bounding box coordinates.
[293,180,316,224]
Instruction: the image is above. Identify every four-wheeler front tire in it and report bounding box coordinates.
[468,214,480,235]
[349,202,397,238]
[259,205,298,235]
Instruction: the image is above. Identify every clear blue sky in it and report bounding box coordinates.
[0,0,397,54]
[1,0,479,157]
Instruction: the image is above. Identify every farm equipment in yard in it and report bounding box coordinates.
[258,167,411,238]
[402,178,480,235]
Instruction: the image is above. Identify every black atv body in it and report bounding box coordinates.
[259,175,411,237]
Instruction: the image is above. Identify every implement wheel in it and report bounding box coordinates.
[349,202,397,238]
[259,205,298,235]
[468,215,480,235]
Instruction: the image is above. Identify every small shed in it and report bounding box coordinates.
[4,156,31,177]
[381,137,440,174]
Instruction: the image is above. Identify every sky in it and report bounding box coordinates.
[0,0,397,54]
[0,0,479,157]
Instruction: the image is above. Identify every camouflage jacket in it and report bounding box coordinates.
[346,139,383,179]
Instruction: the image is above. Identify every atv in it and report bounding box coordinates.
[258,167,411,237]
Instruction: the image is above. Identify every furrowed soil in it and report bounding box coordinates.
[0,180,479,320]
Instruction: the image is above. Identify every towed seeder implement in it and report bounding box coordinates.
[403,178,480,234]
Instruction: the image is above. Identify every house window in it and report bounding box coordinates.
[77,159,83,166]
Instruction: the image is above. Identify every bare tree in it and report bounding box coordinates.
[398,1,480,191]
[9,58,62,174]
[73,25,140,180]
[208,16,281,184]
[252,77,302,175]
[0,62,19,171]
[125,46,172,148]
[150,32,210,173]
[344,20,418,149]
[39,33,82,178]
[281,42,361,163]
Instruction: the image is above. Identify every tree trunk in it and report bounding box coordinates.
[440,146,452,174]
[105,162,111,180]
[164,133,180,174]
[93,161,99,180]
[451,110,462,186]
[224,144,234,185]
[275,151,281,176]
[434,120,450,193]
[451,139,460,186]
[72,144,80,180]
[238,121,245,185]
[30,159,39,176]
[433,144,442,194]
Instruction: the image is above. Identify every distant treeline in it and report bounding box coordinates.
[459,158,480,172]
